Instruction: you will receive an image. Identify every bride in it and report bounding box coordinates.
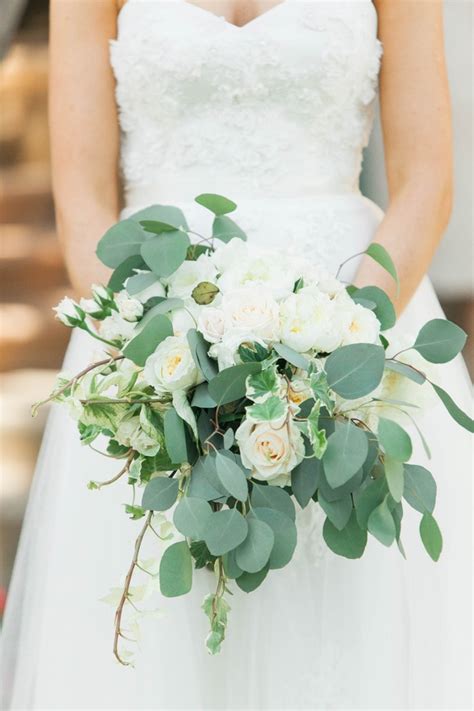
[1,1,471,709]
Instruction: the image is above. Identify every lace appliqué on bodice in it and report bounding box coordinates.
[110,0,382,205]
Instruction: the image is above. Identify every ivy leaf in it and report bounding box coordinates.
[306,402,328,458]
[413,319,467,363]
[159,541,193,597]
[190,540,216,569]
[419,512,443,561]
[245,366,279,402]
[238,342,270,363]
[309,371,335,413]
[247,395,287,423]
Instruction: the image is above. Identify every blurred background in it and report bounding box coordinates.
[0,0,472,614]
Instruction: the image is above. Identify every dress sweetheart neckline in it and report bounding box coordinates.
[118,0,290,31]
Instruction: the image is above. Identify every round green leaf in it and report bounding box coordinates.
[323,510,367,559]
[403,464,436,514]
[318,493,353,531]
[273,343,310,371]
[108,255,146,292]
[173,497,212,539]
[203,508,248,556]
[194,193,237,215]
[367,496,396,547]
[222,549,243,579]
[351,286,396,331]
[187,329,218,382]
[413,319,467,363]
[253,507,297,569]
[141,231,190,278]
[291,456,322,508]
[212,214,247,242]
[378,418,413,462]
[159,541,193,597]
[96,219,147,268]
[123,314,173,366]
[419,512,443,561]
[236,565,269,593]
[142,476,179,511]
[250,483,296,521]
[214,450,249,502]
[208,362,261,405]
[130,204,188,230]
[323,421,369,488]
[164,409,189,464]
[325,344,385,399]
[235,518,274,573]
[188,455,226,501]
[354,476,387,528]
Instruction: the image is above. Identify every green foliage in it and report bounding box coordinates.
[368,496,396,547]
[222,549,243,579]
[250,483,296,520]
[236,566,269,593]
[235,518,274,573]
[309,371,335,413]
[403,464,436,514]
[322,421,369,488]
[351,286,396,331]
[273,343,310,370]
[430,383,474,433]
[130,204,189,231]
[188,455,227,501]
[325,344,385,399]
[318,493,352,531]
[187,329,219,381]
[190,540,216,569]
[108,255,146,292]
[191,382,217,408]
[202,593,231,654]
[142,476,179,511]
[97,219,147,268]
[195,193,237,215]
[191,281,220,305]
[306,402,328,458]
[80,401,128,432]
[125,271,158,295]
[384,456,405,503]
[419,512,443,561]
[365,242,399,287]
[378,418,413,462]
[139,298,184,325]
[214,450,249,502]
[291,455,322,508]
[124,504,146,520]
[245,366,279,401]
[159,541,193,597]
[164,409,189,464]
[385,360,426,384]
[413,319,467,363]
[203,508,249,556]
[208,362,262,405]
[253,507,297,569]
[238,342,270,363]
[323,510,367,559]
[141,231,190,278]
[354,476,388,528]
[212,214,247,242]
[173,497,213,539]
[247,395,287,423]
[123,314,173,366]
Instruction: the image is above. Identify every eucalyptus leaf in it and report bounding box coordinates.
[236,565,269,593]
[318,494,352,531]
[323,421,369,488]
[141,231,190,278]
[214,450,249,502]
[384,456,404,503]
[130,204,188,230]
[354,476,388,529]
[97,219,147,268]
[273,343,310,371]
[142,476,179,511]
[351,285,396,331]
[195,193,237,215]
[208,362,262,405]
[367,496,396,547]
[253,507,297,569]
[235,518,274,573]
[403,464,436,514]
[159,541,193,597]
[291,455,322,508]
[325,344,385,399]
[125,271,159,295]
[204,508,249,556]
[419,512,443,561]
[222,549,243,579]
[251,483,296,520]
[123,314,173,366]
[138,298,184,327]
[365,242,399,286]
[188,455,226,501]
[191,382,217,408]
[108,255,146,292]
[140,220,180,233]
[173,497,212,539]
[187,329,218,382]
[323,510,367,559]
[413,319,467,363]
[430,383,474,433]
[212,214,247,242]
[164,409,188,464]
[378,418,413,462]
[385,360,426,384]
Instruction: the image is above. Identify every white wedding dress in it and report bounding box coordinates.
[1,1,472,709]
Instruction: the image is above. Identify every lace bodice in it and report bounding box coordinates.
[110,0,382,207]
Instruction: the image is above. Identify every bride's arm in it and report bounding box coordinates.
[354,0,452,315]
[49,0,121,295]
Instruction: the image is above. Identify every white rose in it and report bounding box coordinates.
[221,287,280,342]
[165,256,217,299]
[170,304,200,337]
[53,297,83,326]
[115,291,144,322]
[125,271,166,303]
[211,238,248,272]
[99,312,136,341]
[79,297,103,316]
[279,291,340,353]
[217,251,297,301]
[91,284,111,303]
[209,329,267,370]
[235,417,304,484]
[144,336,203,395]
[197,307,226,343]
[339,303,380,346]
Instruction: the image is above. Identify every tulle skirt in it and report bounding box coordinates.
[1,194,472,710]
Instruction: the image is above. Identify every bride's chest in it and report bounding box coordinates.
[111,0,381,115]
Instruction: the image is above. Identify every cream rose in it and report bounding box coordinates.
[235,417,304,485]
[339,303,380,346]
[144,335,203,395]
[221,287,280,342]
[197,307,226,344]
[99,312,136,341]
[209,330,267,370]
[115,291,144,322]
[217,253,297,301]
[279,291,341,353]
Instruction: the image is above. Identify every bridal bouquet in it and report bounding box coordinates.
[37,194,473,664]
